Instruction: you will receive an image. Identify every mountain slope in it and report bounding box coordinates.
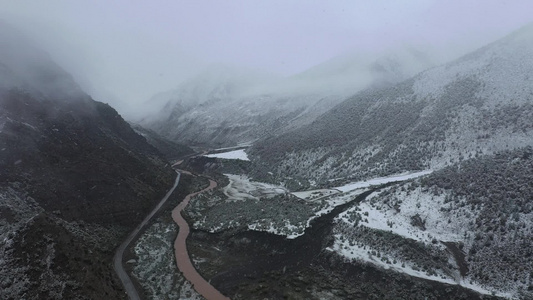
[251,23,533,184]
[247,24,533,299]
[0,23,176,299]
[331,147,533,298]
[130,123,194,160]
[141,47,436,147]
[0,91,174,226]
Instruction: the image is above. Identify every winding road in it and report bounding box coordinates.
[114,172,181,300]
[114,166,229,300]
[171,174,230,300]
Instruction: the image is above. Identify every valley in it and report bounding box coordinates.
[127,149,515,299]
[127,36,533,294]
[171,172,229,300]
[1,6,532,300]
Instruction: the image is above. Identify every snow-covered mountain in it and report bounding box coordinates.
[334,148,533,298]
[140,46,437,147]
[289,45,435,95]
[147,64,280,115]
[242,24,533,299]
[251,22,533,184]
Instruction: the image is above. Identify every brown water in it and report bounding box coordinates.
[172,176,230,300]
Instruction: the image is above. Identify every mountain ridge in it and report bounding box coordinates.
[249,22,533,184]
[141,45,438,147]
[0,23,179,299]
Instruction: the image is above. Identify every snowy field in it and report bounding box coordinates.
[291,189,339,201]
[205,149,249,161]
[313,188,369,217]
[328,237,512,299]
[244,170,435,239]
[223,174,287,201]
[334,170,433,193]
[247,187,370,239]
[330,180,520,299]
[284,170,435,237]
[198,170,439,241]
[336,184,479,248]
[191,174,312,239]
[336,191,466,245]
[132,222,200,299]
[248,220,304,239]
[212,143,252,151]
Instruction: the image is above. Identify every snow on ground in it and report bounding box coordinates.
[334,170,433,193]
[212,143,251,151]
[291,189,339,201]
[250,188,367,239]
[328,236,512,299]
[330,181,524,299]
[314,188,369,217]
[205,149,249,161]
[179,281,203,300]
[133,222,184,299]
[223,174,287,201]
[248,220,303,239]
[336,187,473,246]
[246,170,434,239]
[261,188,370,239]
[281,170,434,238]
[215,170,440,241]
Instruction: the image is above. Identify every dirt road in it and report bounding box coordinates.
[114,172,181,300]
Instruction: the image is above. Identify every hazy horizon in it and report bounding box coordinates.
[2,1,532,118]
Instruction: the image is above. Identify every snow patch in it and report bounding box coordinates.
[329,236,513,299]
[223,174,287,201]
[336,186,473,247]
[291,189,339,201]
[205,149,249,161]
[248,220,304,239]
[334,170,432,193]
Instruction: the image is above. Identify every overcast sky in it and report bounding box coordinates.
[1,0,532,117]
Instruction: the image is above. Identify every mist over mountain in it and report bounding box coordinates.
[2,2,533,299]
[0,22,84,101]
[234,23,533,298]
[250,23,533,184]
[140,45,437,147]
[143,64,280,119]
[289,45,436,94]
[0,23,178,299]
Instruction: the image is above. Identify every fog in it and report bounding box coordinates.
[1,1,532,118]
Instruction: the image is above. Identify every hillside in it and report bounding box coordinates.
[0,23,176,299]
[140,47,436,147]
[329,147,532,298]
[130,123,194,160]
[250,23,533,185]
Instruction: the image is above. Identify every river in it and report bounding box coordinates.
[172,175,230,300]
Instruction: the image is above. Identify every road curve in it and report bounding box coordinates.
[114,172,181,300]
[172,177,230,300]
